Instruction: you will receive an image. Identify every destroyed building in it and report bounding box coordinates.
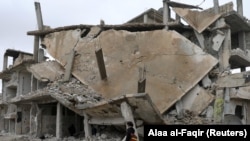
[1,0,250,140]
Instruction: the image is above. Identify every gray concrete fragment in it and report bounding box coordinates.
[212,33,225,51]
[202,75,212,88]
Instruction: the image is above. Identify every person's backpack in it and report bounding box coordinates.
[130,134,138,141]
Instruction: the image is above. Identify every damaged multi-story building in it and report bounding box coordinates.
[0,0,250,140]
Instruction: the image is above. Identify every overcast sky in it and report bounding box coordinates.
[0,0,249,91]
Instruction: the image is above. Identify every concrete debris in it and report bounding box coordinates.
[28,61,65,82]
[173,8,221,33]
[180,85,214,115]
[212,33,225,51]
[230,48,250,69]
[163,109,210,125]
[230,87,250,100]
[13,53,33,67]
[44,78,104,106]
[216,70,250,88]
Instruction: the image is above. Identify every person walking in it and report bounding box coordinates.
[124,121,137,141]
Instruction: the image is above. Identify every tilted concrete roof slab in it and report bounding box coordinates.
[173,8,221,33]
[42,29,218,114]
[27,61,65,82]
[181,85,214,115]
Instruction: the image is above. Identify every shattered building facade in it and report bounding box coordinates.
[1,0,250,140]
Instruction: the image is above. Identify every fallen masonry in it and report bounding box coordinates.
[1,0,250,141]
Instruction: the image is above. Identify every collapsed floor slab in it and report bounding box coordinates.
[79,93,165,125]
[41,28,218,114]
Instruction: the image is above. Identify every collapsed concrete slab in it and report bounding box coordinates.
[230,87,250,100]
[42,29,218,114]
[180,85,214,115]
[173,2,234,33]
[216,71,250,88]
[79,93,165,125]
[230,48,250,69]
[173,8,221,33]
[27,61,65,82]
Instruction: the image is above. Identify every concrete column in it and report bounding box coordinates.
[163,0,170,30]
[84,113,92,141]
[15,106,22,134]
[213,0,219,14]
[121,102,139,140]
[3,54,8,70]
[31,75,37,91]
[36,48,45,89]
[16,71,21,97]
[34,2,44,31]
[239,32,246,51]
[2,54,8,101]
[33,2,43,93]
[38,48,45,63]
[36,108,42,137]
[214,28,231,123]
[32,36,39,91]
[143,13,148,23]
[74,113,80,133]
[175,13,180,23]
[30,103,40,136]
[63,50,75,81]
[0,106,5,131]
[56,103,62,139]
[33,36,39,63]
[241,67,246,72]
[237,0,243,16]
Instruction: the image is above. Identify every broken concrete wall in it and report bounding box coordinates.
[40,104,56,136]
[27,61,65,82]
[246,32,250,50]
[62,111,83,137]
[16,105,30,134]
[231,33,239,49]
[4,104,17,133]
[0,105,6,131]
[30,103,42,137]
[223,99,246,124]
[19,104,31,134]
[202,2,234,15]
[145,17,160,24]
[18,72,32,96]
[247,101,250,124]
[41,115,56,136]
[13,53,33,67]
[5,87,17,101]
[179,85,214,115]
[42,29,218,114]
[3,72,18,101]
[9,119,15,133]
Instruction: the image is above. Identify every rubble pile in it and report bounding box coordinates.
[24,77,105,107]
[46,78,104,106]
[164,109,211,125]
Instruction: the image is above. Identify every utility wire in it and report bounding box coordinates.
[196,0,206,7]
